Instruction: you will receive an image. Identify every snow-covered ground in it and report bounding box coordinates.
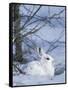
[13,72,65,86]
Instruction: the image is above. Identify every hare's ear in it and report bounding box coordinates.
[41,48,45,55]
[37,47,41,55]
[38,47,45,55]
[37,47,45,56]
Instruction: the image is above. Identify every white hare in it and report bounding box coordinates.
[23,48,55,79]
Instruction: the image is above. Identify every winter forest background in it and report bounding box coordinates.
[10,3,66,86]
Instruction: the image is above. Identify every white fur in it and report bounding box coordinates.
[23,48,55,79]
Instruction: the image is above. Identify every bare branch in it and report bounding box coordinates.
[46,30,64,53]
[13,63,26,74]
[20,6,41,30]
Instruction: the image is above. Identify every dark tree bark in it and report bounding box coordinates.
[12,4,23,63]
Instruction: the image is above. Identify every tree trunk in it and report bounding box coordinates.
[15,34,23,62]
[12,4,23,63]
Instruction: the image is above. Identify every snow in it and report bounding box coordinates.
[13,72,65,86]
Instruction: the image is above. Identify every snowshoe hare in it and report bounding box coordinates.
[23,48,55,79]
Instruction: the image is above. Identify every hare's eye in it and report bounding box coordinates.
[46,57,50,60]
